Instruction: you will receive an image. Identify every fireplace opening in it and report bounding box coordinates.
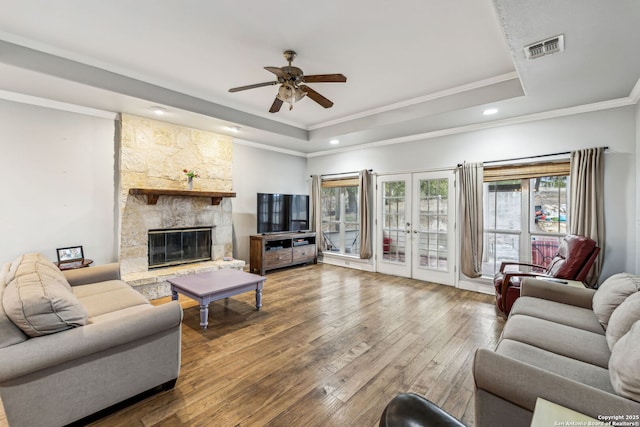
[148,227,213,269]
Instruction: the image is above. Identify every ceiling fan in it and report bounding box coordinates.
[228,50,347,113]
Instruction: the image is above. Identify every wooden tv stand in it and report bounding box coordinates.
[250,232,317,275]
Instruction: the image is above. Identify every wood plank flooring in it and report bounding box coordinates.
[0,264,504,427]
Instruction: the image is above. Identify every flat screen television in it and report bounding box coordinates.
[257,193,309,234]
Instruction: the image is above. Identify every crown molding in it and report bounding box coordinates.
[629,77,640,104]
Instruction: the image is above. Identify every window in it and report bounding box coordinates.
[321,178,360,255]
[482,162,569,277]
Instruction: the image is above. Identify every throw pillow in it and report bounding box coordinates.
[0,263,28,347]
[5,253,72,291]
[2,253,88,337]
[592,273,640,329]
[609,320,640,403]
[606,292,640,350]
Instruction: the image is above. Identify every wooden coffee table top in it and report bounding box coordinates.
[168,269,265,296]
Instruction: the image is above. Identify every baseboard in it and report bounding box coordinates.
[458,278,494,295]
[319,254,375,272]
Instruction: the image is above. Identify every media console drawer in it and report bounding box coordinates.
[250,232,317,275]
[293,245,316,263]
[265,249,292,268]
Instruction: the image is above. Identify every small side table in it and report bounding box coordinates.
[56,259,93,270]
[530,398,598,427]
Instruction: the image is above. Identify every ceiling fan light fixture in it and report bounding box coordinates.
[277,83,307,110]
[294,87,307,102]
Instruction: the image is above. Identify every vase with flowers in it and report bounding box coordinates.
[183,169,200,190]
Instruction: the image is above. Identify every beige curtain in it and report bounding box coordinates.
[459,162,484,278]
[569,147,604,287]
[311,175,325,253]
[359,170,373,259]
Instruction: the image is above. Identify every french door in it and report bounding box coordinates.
[376,172,455,285]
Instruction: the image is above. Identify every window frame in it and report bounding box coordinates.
[482,161,570,277]
[321,177,361,256]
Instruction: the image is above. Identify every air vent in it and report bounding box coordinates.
[524,34,564,59]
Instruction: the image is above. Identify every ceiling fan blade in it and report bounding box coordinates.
[228,81,277,92]
[264,66,287,78]
[269,97,284,113]
[301,85,334,108]
[302,74,347,83]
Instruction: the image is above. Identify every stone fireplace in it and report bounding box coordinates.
[117,114,243,299]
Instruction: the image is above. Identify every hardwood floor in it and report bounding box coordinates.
[0,264,504,427]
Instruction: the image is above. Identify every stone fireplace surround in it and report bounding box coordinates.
[117,114,243,300]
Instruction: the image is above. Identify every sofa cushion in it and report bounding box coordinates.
[2,254,88,337]
[510,296,604,335]
[609,320,640,402]
[496,338,615,393]
[606,291,640,350]
[73,280,149,318]
[502,314,610,368]
[0,263,28,347]
[592,273,640,329]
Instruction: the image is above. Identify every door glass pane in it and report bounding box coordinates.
[483,181,522,276]
[531,176,567,234]
[382,181,406,263]
[483,232,520,276]
[344,186,360,254]
[322,187,340,252]
[417,178,448,271]
[531,235,561,269]
[492,182,521,231]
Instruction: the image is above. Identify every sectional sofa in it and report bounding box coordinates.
[474,274,640,426]
[0,254,183,427]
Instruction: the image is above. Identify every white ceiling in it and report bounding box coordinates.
[0,0,639,154]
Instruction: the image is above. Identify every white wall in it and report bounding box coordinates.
[308,106,638,278]
[0,100,117,265]
[231,142,309,263]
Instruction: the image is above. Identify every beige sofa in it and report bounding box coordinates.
[473,274,640,427]
[0,254,183,427]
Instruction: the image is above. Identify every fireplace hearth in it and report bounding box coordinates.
[148,227,213,269]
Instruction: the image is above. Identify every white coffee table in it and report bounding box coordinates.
[168,269,266,329]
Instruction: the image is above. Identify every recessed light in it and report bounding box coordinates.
[150,106,167,115]
[227,126,241,133]
[483,108,498,116]
[330,139,340,145]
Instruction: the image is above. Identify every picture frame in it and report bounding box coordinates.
[56,246,84,264]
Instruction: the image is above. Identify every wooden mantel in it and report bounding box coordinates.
[129,188,236,205]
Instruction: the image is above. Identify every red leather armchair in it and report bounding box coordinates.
[494,234,600,315]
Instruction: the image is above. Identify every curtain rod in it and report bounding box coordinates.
[457,146,609,168]
[311,169,373,178]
